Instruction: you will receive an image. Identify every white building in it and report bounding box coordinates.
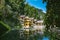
[33,20,45,34]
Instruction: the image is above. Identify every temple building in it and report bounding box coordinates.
[19,15,45,34]
[19,15,25,21]
[33,20,45,34]
[22,16,31,32]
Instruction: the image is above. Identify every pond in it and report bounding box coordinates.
[19,29,50,40]
[42,37,49,40]
[37,35,49,40]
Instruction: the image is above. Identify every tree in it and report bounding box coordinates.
[24,3,45,20]
[43,0,60,40]
[0,0,25,28]
[0,0,25,39]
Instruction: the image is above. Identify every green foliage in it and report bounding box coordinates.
[0,30,20,40]
[24,3,45,20]
[43,0,60,29]
[0,0,25,28]
[0,0,25,39]
[43,0,60,40]
[0,21,10,37]
[0,21,11,29]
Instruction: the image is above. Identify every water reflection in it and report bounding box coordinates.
[42,37,49,40]
[19,30,49,40]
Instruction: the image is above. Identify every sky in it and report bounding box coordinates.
[26,0,46,13]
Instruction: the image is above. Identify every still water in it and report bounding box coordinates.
[42,37,49,40]
[19,29,49,40]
